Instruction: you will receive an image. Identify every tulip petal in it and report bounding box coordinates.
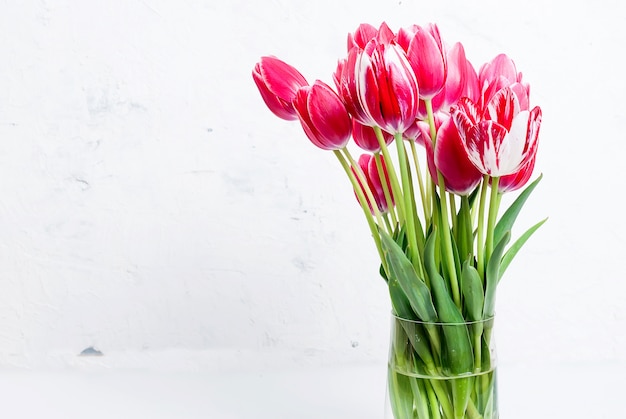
[307,81,352,148]
[406,33,446,99]
[434,118,482,195]
[258,56,308,103]
[253,56,308,120]
[469,120,508,175]
[485,87,519,131]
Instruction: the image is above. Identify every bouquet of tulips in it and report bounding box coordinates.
[253,21,544,419]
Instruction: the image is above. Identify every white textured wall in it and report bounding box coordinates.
[0,0,624,370]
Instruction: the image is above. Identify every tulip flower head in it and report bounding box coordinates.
[429,116,483,195]
[355,40,419,134]
[354,153,394,214]
[398,23,447,100]
[451,87,542,177]
[252,56,308,121]
[351,120,393,153]
[293,80,352,151]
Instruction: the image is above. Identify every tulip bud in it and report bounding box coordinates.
[401,23,447,100]
[252,56,308,121]
[293,81,352,151]
[351,120,393,152]
[479,53,530,110]
[353,153,394,213]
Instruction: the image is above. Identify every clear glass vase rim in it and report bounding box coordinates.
[390,312,495,326]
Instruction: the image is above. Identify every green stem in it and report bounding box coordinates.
[476,176,489,279]
[425,380,442,419]
[342,148,388,233]
[375,127,406,225]
[374,152,398,228]
[484,177,500,263]
[436,171,461,309]
[425,99,460,308]
[408,138,430,224]
[466,399,483,419]
[394,132,424,277]
[462,196,474,263]
[428,378,454,419]
[425,99,439,229]
[382,211,393,234]
[333,150,388,277]
[410,376,431,419]
[473,324,483,374]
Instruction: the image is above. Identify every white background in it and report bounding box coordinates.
[0,0,623,394]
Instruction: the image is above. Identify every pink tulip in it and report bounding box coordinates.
[429,42,480,114]
[403,119,430,145]
[398,23,447,100]
[403,112,446,145]
[355,40,419,133]
[252,56,309,121]
[479,53,529,110]
[347,22,395,50]
[428,117,482,195]
[354,153,394,213]
[451,87,542,177]
[293,80,352,151]
[352,120,393,152]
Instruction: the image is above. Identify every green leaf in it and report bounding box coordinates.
[424,231,474,415]
[500,217,548,278]
[483,231,511,318]
[388,275,417,320]
[380,230,437,322]
[424,231,473,368]
[461,261,484,321]
[387,368,414,419]
[494,174,542,246]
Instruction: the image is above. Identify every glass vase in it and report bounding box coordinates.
[384,315,498,419]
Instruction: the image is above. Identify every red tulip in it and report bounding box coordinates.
[451,87,542,177]
[399,23,446,100]
[293,80,352,151]
[355,40,419,133]
[429,117,482,195]
[354,153,394,213]
[352,120,393,152]
[252,56,308,121]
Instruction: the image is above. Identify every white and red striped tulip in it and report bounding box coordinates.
[334,48,373,125]
[355,40,420,134]
[451,87,542,178]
